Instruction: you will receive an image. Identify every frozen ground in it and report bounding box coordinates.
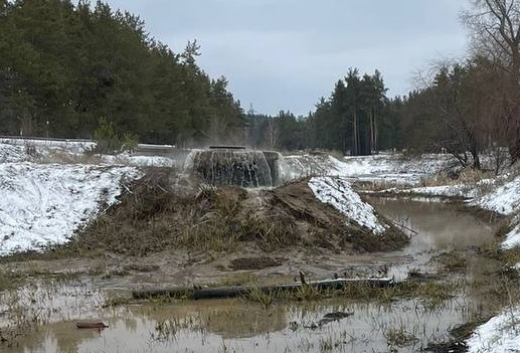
[466,307,520,353]
[0,162,141,255]
[0,140,176,168]
[99,153,177,168]
[0,143,30,163]
[0,138,95,156]
[283,152,457,185]
[477,175,520,216]
[3,139,520,352]
[308,176,386,234]
[474,175,520,250]
[464,174,520,352]
[375,178,498,199]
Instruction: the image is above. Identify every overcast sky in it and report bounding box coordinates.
[105,0,469,116]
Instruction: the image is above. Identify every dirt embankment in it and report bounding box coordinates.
[0,169,407,288]
[69,169,407,258]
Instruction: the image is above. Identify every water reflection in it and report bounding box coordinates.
[4,296,476,353]
[368,197,495,250]
[366,197,497,280]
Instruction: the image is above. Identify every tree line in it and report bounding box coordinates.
[0,0,244,146]
[2,0,520,166]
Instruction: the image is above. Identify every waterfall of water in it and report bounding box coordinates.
[184,148,281,188]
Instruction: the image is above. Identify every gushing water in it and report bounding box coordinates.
[184,148,282,187]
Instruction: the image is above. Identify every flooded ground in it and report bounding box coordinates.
[366,196,498,280]
[1,197,500,352]
[5,296,477,353]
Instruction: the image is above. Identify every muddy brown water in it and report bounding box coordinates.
[366,196,498,280]
[2,197,498,353]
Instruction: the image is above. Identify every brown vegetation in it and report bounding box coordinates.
[63,170,408,257]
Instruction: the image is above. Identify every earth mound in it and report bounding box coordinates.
[71,169,408,257]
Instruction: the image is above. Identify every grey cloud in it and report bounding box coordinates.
[105,0,469,115]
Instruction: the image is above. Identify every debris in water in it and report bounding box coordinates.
[76,322,109,330]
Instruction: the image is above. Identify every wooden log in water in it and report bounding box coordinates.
[131,277,395,300]
[76,322,109,329]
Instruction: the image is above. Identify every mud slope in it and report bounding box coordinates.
[71,170,407,257]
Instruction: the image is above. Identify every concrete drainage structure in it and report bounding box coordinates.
[184,146,283,188]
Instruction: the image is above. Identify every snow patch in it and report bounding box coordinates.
[379,179,496,199]
[308,176,386,234]
[0,143,30,163]
[0,138,95,155]
[477,176,520,216]
[466,307,520,353]
[0,162,142,255]
[502,215,520,250]
[283,153,457,185]
[100,153,176,167]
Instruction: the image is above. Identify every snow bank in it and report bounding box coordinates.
[0,143,30,163]
[473,175,520,250]
[100,153,177,168]
[466,307,520,353]
[308,176,386,234]
[0,138,95,155]
[378,178,497,199]
[0,162,141,255]
[502,221,520,250]
[477,175,520,216]
[341,153,455,177]
[283,153,457,185]
[501,212,520,251]
[466,175,520,352]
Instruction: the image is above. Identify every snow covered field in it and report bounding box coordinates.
[0,137,95,156]
[0,139,177,168]
[0,162,141,255]
[283,152,457,185]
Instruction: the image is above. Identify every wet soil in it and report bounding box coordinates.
[0,194,506,352]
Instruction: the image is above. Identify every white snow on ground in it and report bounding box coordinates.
[308,176,386,234]
[283,153,457,185]
[0,162,141,255]
[474,175,520,250]
[376,178,498,199]
[100,153,177,168]
[0,137,95,155]
[339,153,456,177]
[502,221,520,250]
[466,307,520,353]
[466,176,520,352]
[0,143,30,163]
[0,140,177,168]
[477,175,520,216]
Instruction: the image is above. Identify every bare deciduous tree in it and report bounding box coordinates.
[462,0,520,163]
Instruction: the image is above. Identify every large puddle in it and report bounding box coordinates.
[2,197,498,353]
[366,196,497,280]
[5,298,477,353]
